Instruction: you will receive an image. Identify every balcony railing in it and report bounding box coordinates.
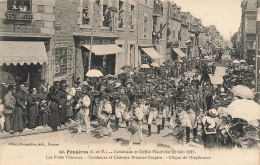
[3,10,33,24]
[5,10,33,21]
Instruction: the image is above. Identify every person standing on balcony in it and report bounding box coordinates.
[18,2,28,12]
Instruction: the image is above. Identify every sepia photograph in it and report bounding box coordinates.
[0,0,259,164]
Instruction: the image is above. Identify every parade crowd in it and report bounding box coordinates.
[0,59,259,149]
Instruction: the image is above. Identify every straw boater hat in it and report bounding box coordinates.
[209,108,218,117]
[202,116,216,128]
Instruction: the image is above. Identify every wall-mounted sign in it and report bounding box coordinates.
[55,46,68,77]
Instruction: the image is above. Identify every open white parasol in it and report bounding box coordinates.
[140,64,150,69]
[230,85,254,99]
[226,99,260,122]
[150,62,160,67]
[86,69,104,77]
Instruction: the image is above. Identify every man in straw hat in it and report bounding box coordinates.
[201,115,217,149]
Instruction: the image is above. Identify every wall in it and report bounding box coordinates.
[52,0,78,85]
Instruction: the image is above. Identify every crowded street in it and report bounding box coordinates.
[0,0,260,164]
[0,60,259,151]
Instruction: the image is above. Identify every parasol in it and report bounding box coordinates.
[150,62,160,67]
[233,60,240,64]
[86,69,103,77]
[179,60,183,63]
[226,99,260,122]
[121,65,134,73]
[140,64,150,69]
[240,60,246,63]
[230,85,254,99]
[0,71,16,84]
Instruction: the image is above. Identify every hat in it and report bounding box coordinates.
[209,109,218,117]
[74,78,81,84]
[82,81,88,86]
[7,84,14,91]
[125,79,133,85]
[202,116,216,128]
[41,100,47,104]
[105,87,113,93]
[114,82,121,88]
[60,80,67,86]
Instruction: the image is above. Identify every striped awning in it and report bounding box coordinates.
[0,41,48,66]
[172,48,187,57]
[82,44,124,55]
[141,47,163,59]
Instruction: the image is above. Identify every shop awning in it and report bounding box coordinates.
[82,44,124,55]
[172,48,187,58]
[141,47,163,59]
[0,41,48,66]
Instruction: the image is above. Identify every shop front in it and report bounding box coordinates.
[140,47,163,64]
[0,41,48,90]
[74,34,124,80]
[172,48,187,61]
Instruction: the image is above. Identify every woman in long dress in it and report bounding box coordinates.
[57,80,68,125]
[27,88,39,130]
[47,85,60,131]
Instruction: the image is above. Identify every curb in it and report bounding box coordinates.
[0,122,77,139]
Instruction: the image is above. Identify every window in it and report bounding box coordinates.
[103,4,110,27]
[143,15,148,38]
[7,0,31,11]
[129,5,135,30]
[82,0,90,25]
[130,45,135,68]
[118,1,124,28]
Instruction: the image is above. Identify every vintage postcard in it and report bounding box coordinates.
[0,0,259,164]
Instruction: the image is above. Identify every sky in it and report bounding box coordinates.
[172,0,242,41]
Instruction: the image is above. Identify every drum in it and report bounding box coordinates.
[128,121,139,134]
[76,110,85,119]
[99,114,109,127]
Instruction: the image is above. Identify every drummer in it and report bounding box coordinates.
[128,101,144,147]
[147,92,161,136]
[98,94,112,137]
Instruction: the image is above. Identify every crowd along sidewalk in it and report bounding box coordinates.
[0,70,197,139]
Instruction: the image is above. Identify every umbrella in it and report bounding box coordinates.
[150,62,160,67]
[86,69,103,77]
[121,65,134,73]
[179,60,183,63]
[233,60,240,64]
[231,85,254,99]
[240,60,246,63]
[140,64,150,69]
[226,99,260,122]
[0,71,16,84]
